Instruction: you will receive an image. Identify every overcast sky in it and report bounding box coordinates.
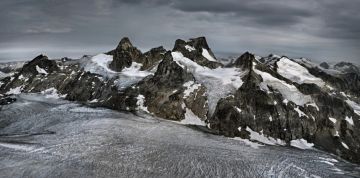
[0,0,359,63]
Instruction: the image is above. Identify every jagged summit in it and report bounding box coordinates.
[116,37,134,51]
[230,51,255,69]
[172,36,222,69]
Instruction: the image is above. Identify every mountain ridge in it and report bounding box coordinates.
[0,36,359,164]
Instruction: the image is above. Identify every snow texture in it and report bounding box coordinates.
[277,57,325,87]
[290,139,314,150]
[202,48,217,62]
[172,52,246,115]
[36,65,48,75]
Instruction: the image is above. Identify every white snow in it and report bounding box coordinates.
[0,142,35,151]
[345,99,360,116]
[294,107,309,118]
[234,106,242,113]
[341,142,349,149]
[253,65,313,106]
[276,57,325,87]
[306,103,319,111]
[89,99,98,103]
[329,117,337,124]
[36,65,48,75]
[41,88,66,99]
[290,139,314,149]
[231,137,263,149]
[172,52,246,115]
[345,116,354,126]
[121,62,153,78]
[183,81,201,98]
[269,116,273,122]
[6,86,22,95]
[185,45,195,52]
[245,127,286,146]
[136,95,149,113]
[180,108,206,126]
[202,48,217,62]
[83,54,153,90]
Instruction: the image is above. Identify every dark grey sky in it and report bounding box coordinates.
[0,0,359,63]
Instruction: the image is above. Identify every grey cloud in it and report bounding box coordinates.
[0,0,359,63]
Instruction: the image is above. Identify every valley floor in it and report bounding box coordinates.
[0,94,359,178]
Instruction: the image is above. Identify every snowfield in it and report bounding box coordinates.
[277,57,325,87]
[172,52,247,115]
[0,94,358,177]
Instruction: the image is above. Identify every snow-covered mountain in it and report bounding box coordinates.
[1,37,359,164]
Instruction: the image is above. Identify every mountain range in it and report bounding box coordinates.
[0,36,359,164]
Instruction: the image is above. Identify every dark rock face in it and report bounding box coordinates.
[107,37,143,71]
[107,38,166,72]
[102,52,208,121]
[20,54,59,76]
[136,46,166,70]
[319,62,330,69]
[0,96,16,106]
[229,52,255,69]
[172,37,223,69]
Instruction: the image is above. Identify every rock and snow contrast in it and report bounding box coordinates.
[1,36,360,176]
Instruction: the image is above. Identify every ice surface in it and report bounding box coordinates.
[277,57,325,87]
[0,94,359,177]
[172,52,246,115]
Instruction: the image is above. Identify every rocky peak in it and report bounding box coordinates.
[230,52,256,69]
[107,37,142,72]
[319,62,330,69]
[172,37,222,69]
[116,37,133,51]
[136,46,166,70]
[20,54,59,75]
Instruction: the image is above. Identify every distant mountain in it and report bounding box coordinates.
[1,37,359,164]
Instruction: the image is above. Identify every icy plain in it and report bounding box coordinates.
[0,94,359,178]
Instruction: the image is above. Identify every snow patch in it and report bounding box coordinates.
[290,139,314,149]
[202,48,217,62]
[185,45,195,52]
[6,86,22,95]
[234,106,242,113]
[276,57,325,87]
[341,142,349,149]
[183,81,201,98]
[36,65,48,75]
[41,88,66,99]
[180,108,206,126]
[253,64,312,106]
[294,107,309,118]
[136,95,149,113]
[345,99,360,116]
[172,51,246,115]
[329,117,337,124]
[345,116,354,126]
[245,127,286,146]
[231,137,263,149]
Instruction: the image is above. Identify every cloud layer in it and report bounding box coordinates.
[0,0,359,63]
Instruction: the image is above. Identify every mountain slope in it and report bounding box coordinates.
[0,37,359,164]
